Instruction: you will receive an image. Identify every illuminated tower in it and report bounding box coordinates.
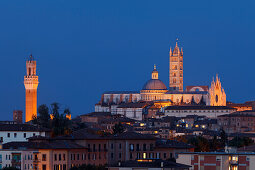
[24,55,39,122]
[169,41,183,91]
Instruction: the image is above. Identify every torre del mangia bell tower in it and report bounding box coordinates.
[24,55,39,122]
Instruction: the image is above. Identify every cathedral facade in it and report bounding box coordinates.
[95,42,227,113]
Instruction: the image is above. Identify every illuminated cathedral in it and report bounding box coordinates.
[95,42,226,112]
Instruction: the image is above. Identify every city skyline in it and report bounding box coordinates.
[0,1,254,120]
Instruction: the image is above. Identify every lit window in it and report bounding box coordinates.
[143,153,146,159]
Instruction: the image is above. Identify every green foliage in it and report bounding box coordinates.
[112,122,125,135]
[219,128,227,146]
[50,103,72,137]
[32,102,72,137]
[187,136,210,152]
[229,137,254,148]
[69,164,106,170]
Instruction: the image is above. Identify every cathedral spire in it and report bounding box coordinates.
[173,40,180,55]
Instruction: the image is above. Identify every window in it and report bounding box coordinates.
[59,154,61,161]
[24,133,26,138]
[136,144,140,151]
[54,154,57,161]
[200,155,204,161]
[130,153,133,159]
[137,153,140,159]
[150,144,153,151]
[143,144,146,151]
[111,144,114,149]
[164,153,167,159]
[104,144,107,150]
[150,153,154,159]
[130,144,134,151]
[111,153,113,159]
[119,143,122,149]
[42,154,46,161]
[99,144,101,151]
[93,144,96,152]
[42,165,46,170]
[119,153,121,159]
[77,154,79,160]
[7,133,10,138]
[170,153,173,158]
[143,153,147,159]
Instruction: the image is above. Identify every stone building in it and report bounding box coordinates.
[95,43,227,119]
[217,110,255,133]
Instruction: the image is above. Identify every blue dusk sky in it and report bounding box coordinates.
[0,0,254,120]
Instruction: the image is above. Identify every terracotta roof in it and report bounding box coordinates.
[0,124,50,132]
[117,102,150,108]
[103,91,139,94]
[110,132,156,140]
[156,139,194,149]
[80,112,111,117]
[3,140,86,150]
[218,112,255,117]
[165,106,235,110]
[109,159,190,168]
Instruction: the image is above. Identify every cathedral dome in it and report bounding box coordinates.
[142,79,167,90]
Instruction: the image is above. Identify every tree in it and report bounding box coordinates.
[37,104,50,128]
[31,103,72,137]
[50,103,72,137]
[229,137,254,148]
[219,128,227,147]
[187,136,210,152]
[112,122,125,135]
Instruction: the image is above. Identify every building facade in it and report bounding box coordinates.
[177,152,255,170]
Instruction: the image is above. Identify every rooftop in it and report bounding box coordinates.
[109,159,191,169]
[165,105,235,110]
[0,124,50,132]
